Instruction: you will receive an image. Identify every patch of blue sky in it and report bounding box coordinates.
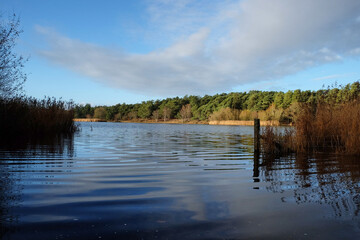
[2,0,360,105]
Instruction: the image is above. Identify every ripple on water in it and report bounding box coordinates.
[1,122,360,239]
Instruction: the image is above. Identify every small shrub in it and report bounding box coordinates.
[239,110,252,120]
[209,108,239,121]
[93,107,106,119]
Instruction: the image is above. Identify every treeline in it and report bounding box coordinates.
[75,82,360,123]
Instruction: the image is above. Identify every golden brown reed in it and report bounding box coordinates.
[294,100,360,155]
[0,96,77,140]
[261,99,360,155]
[261,126,294,156]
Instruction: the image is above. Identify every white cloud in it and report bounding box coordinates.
[36,0,360,96]
[312,73,355,81]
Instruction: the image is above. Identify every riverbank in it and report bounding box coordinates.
[73,118,106,122]
[208,120,281,126]
[74,118,208,124]
[74,118,285,126]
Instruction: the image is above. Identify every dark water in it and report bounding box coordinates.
[1,122,360,239]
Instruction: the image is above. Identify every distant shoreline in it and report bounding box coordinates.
[208,120,281,126]
[73,118,287,126]
[73,118,208,125]
[73,118,106,122]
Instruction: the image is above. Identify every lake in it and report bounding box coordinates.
[1,122,360,239]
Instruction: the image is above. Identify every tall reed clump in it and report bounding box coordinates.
[261,126,294,156]
[294,100,360,155]
[262,99,360,155]
[0,96,78,140]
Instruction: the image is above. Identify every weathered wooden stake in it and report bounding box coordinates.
[253,151,260,178]
[254,118,260,153]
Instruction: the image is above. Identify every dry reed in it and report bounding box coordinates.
[261,126,294,156]
[0,96,78,141]
[294,100,360,154]
[262,99,360,155]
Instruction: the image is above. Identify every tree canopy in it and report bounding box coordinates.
[74,81,360,123]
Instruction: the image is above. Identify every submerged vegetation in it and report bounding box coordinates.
[0,97,77,141]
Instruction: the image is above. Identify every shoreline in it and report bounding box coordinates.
[73,118,106,122]
[74,118,208,124]
[209,120,282,126]
[74,118,289,126]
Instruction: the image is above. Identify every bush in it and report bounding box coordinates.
[93,107,106,119]
[209,108,239,121]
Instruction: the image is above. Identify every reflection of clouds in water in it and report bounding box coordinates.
[2,123,360,238]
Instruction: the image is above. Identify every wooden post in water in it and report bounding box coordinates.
[254,118,260,154]
[253,151,260,178]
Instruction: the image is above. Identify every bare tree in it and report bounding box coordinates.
[180,104,192,122]
[114,113,122,121]
[152,109,160,122]
[128,111,138,120]
[0,14,27,97]
[163,106,171,122]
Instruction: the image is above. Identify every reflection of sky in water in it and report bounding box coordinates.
[0,122,360,239]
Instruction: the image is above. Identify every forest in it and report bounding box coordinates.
[74,82,360,124]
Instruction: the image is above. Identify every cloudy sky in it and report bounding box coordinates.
[2,0,360,105]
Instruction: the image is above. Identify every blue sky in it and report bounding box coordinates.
[2,0,360,105]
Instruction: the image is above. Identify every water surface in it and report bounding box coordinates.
[1,122,359,239]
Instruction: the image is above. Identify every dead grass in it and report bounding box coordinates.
[0,96,78,141]
[261,126,294,156]
[261,99,360,155]
[294,100,360,154]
